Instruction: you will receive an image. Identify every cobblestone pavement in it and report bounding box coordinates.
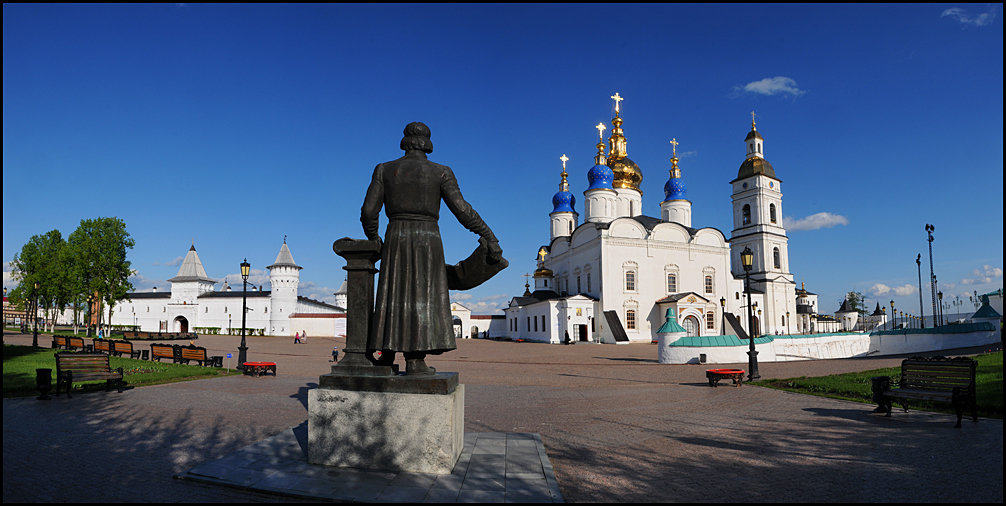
[3,331,1002,502]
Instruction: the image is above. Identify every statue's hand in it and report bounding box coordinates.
[486,240,503,263]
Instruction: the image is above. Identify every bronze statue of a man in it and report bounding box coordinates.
[361,122,503,376]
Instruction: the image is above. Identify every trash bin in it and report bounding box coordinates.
[141,350,150,361]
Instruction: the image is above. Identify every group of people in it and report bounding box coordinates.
[293,330,308,344]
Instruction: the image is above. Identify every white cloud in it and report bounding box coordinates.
[960,265,1003,285]
[3,262,14,290]
[869,283,917,297]
[737,76,807,97]
[941,7,998,27]
[784,212,849,231]
[893,284,917,296]
[153,256,184,267]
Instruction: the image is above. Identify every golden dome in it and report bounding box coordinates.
[534,266,554,278]
[609,156,643,192]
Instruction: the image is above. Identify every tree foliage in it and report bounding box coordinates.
[11,217,134,331]
[845,290,868,314]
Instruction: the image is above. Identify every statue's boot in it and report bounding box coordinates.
[405,354,436,376]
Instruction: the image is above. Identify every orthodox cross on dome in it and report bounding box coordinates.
[595,122,607,139]
[560,154,569,171]
[669,138,679,158]
[284,234,287,243]
[750,110,757,129]
[610,92,624,114]
[537,247,548,262]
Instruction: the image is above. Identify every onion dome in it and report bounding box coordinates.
[551,154,576,213]
[663,138,687,202]
[586,122,614,190]
[736,157,776,180]
[606,93,642,193]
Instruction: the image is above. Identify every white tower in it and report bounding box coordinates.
[660,138,692,227]
[549,154,578,242]
[167,244,216,305]
[729,114,795,335]
[584,122,617,224]
[333,277,348,310]
[268,237,301,335]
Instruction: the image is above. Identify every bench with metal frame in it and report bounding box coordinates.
[872,356,978,428]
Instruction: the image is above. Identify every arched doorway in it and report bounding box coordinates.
[174,316,189,333]
[683,315,700,337]
[452,316,462,339]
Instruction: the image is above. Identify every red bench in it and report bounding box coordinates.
[242,362,277,377]
[706,368,745,387]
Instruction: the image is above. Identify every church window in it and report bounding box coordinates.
[749,143,754,153]
[225,306,228,313]
[742,205,751,225]
[683,316,699,337]
[146,306,149,312]
[773,248,781,269]
[587,273,591,292]
[544,279,548,287]
[534,316,538,332]
[770,203,777,223]
[667,273,677,293]
[205,307,208,313]
[625,271,636,291]
[265,307,268,313]
[706,311,716,329]
[541,315,546,330]
[577,276,581,294]
[569,222,573,234]
[736,292,740,300]
[625,309,636,330]
[527,317,530,331]
[704,275,713,294]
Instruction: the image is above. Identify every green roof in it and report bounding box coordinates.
[667,334,774,347]
[972,303,1001,319]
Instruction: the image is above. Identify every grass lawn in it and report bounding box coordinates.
[753,351,1003,419]
[2,344,240,398]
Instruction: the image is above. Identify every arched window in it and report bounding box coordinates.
[683,316,700,337]
[704,275,714,294]
[569,221,573,234]
[587,273,592,292]
[577,276,581,294]
[625,271,636,291]
[773,247,781,269]
[706,312,716,329]
[770,203,777,223]
[666,273,677,293]
[742,204,751,225]
[625,309,636,330]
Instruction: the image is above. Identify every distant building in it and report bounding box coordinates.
[105,240,344,336]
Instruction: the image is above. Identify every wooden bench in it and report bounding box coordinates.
[873,356,978,428]
[54,352,125,398]
[150,343,177,362]
[92,339,112,354]
[177,345,211,366]
[52,335,68,349]
[66,336,86,351]
[110,340,141,359]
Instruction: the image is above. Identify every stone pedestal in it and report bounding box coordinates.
[308,374,464,474]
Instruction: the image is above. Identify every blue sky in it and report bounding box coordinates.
[4,4,1003,318]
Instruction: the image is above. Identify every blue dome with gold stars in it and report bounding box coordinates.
[552,189,576,213]
[586,163,614,190]
[663,177,686,201]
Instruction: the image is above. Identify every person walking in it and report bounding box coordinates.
[301,330,307,343]
[294,331,301,344]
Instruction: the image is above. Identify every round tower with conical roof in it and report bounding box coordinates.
[268,237,302,335]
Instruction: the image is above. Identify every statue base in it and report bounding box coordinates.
[308,373,464,474]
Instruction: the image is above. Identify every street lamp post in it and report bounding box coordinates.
[916,254,925,328]
[786,311,790,335]
[237,259,250,370]
[925,224,937,329]
[719,297,726,336]
[889,301,895,330]
[741,247,759,381]
[937,291,943,327]
[32,282,40,348]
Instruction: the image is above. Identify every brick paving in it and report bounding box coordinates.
[3,330,1002,502]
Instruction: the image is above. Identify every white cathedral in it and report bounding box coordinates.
[106,240,345,336]
[503,94,823,344]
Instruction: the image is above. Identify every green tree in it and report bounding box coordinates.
[68,217,135,332]
[10,230,69,332]
[845,290,868,314]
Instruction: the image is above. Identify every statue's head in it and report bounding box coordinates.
[400,121,433,154]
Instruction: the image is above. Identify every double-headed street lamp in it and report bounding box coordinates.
[741,247,759,381]
[925,224,937,328]
[889,300,895,330]
[719,297,726,336]
[237,259,251,370]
